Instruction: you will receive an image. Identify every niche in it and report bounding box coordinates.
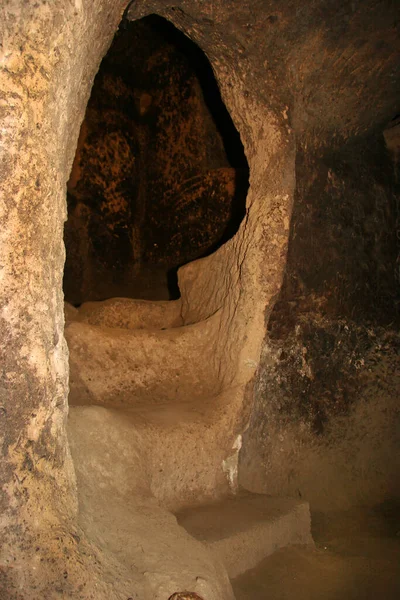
[63,15,249,304]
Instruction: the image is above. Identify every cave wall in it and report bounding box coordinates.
[1,0,400,597]
[0,1,136,597]
[64,17,247,304]
[230,0,400,513]
[277,137,398,324]
[1,0,294,596]
[240,132,400,510]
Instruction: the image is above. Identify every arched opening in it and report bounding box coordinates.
[12,1,400,598]
[63,14,249,305]
[62,11,281,599]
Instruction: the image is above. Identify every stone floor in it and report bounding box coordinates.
[233,503,400,600]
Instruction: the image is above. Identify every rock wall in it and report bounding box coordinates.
[64,16,248,304]
[1,0,399,597]
[240,133,400,510]
[1,0,293,596]
[0,1,140,597]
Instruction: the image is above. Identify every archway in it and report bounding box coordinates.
[63,15,249,304]
[2,1,400,599]
[0,2,295,598]
[63,8,297,600]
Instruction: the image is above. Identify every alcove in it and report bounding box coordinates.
[63,15,249,304]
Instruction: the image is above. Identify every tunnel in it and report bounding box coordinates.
[63,15,249,304]
[1,2,400,600]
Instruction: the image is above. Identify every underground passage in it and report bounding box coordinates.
[1,2,400,600]
[63,15,249,305]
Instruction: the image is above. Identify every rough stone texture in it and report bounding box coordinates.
[66,313,223,406]
[1,0,400,598]
[240,119,400,510]
[67,386,245,511]
[67,405,236,599]
[0,1,133,598]
[64,16,248,304]
[176,493,313,577]
[277,138,398,322]
[240,317,400,510]
[66,297,183,329]
[1,1,292,596]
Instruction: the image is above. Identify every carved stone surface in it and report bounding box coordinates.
[1,1,399,598]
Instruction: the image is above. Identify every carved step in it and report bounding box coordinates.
[67,387,245,510]
[65,297,183,330]
[176,493,313,578]
[65,311,221,407]
[67,404,312,598]
[67,404,234,600]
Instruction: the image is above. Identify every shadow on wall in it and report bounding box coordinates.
[63,14,249,305]
[239,132,400,510]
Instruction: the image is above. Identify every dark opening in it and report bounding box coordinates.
[63,14,249,305]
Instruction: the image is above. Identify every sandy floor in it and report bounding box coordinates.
[232,502,400,600]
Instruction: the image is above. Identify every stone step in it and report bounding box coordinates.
[67,388,245,511]
[67,404,235,600]
[67,405,312,595]
[65,310,222,407]
[176,492,313,578]
[65,297,183,330]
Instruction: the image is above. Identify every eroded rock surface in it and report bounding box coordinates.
[1,1,399,598]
